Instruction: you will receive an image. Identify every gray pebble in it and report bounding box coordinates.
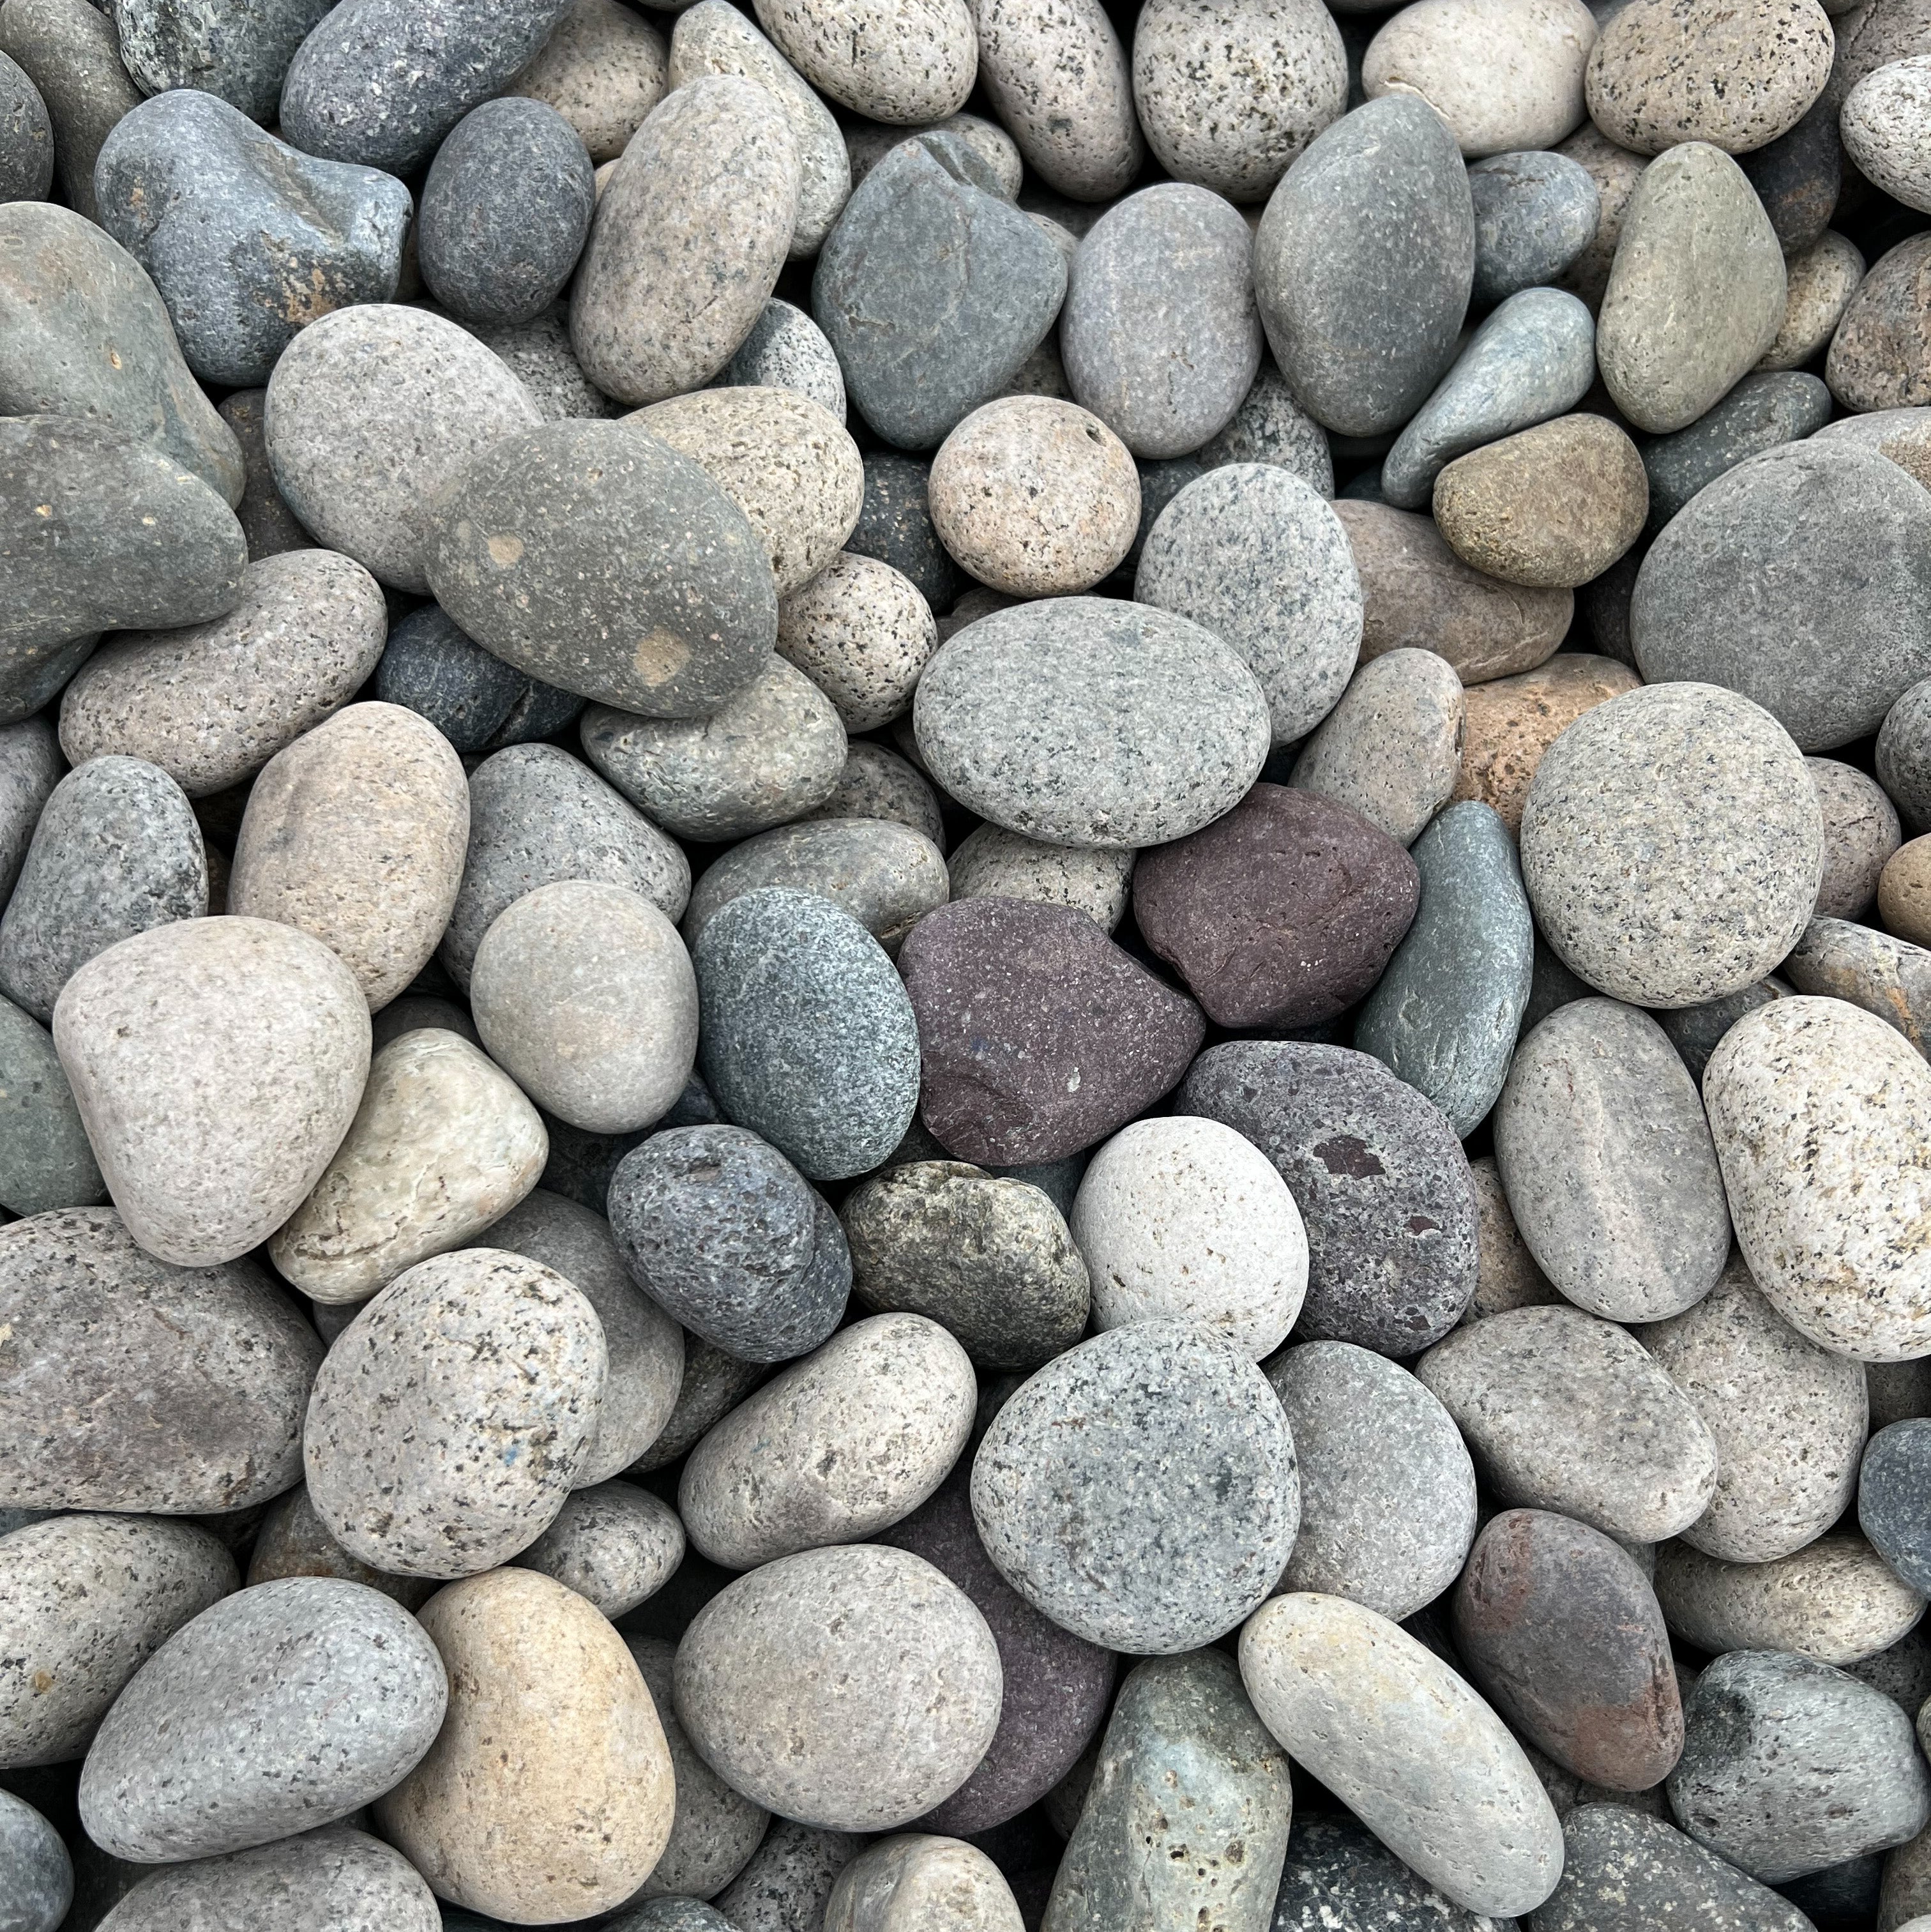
[0,1789,69,1932]
[0,1206,323,1515]
[458,306,617,422]
[712,1818,862,1932]
[802,748,942,849]
[722,297,847,422]
[1653,976,1784,1083]
[0,0,140,222]
[511,1480,685,1617]
[111,0,331,121]
[245,1484,435,1611]
[1465,1150,1560,1323]
[971,1320,1299,1653]
[1416,1304,1720,1542]
[0,720,58,908]
[375,602,554,756]
[1,1513,236,1767]
[216,388,312,559]
[1810,757,1900,920]
[1469,148,1602,305]
[1783,916,1931,1056]
[608,1123,849,1364]
[1268,1339,1478,1622]
[1254,95,1474,437]
[694,886,920,1181]
[1276,1813,1518,1932]
[0,48,52,202]
[94,89,411,388]
[1884,678,1931,837]
[844,451,956,610]
[1195,354,1336,492]
[419,98,594,327]
[1669,1648,1931,1883]
[0,993,103,1217]
[631,1337,768,1475]
[1639,370,1831,532]
[79,1577,447,1861]
[945,825,1132,932]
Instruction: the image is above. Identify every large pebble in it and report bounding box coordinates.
[1268,1339,1477,1622]
[1668,1649,1930,1882]
[0,1514,235,1766]
[974,0,1137,198]
[1417,1304,1720,1540]
[58,551,386,798]
[510,0,668,164]
[303,1249,605,1577]
[1704,997,1931,1360]
[1047,1647,1289,1932]
[1180,1040,1480,1353]
[377,1568,674,1920]
[0,0,140,220]
[826,1836,1022,1932]
[1254,95,1474,437]
[52,918,369,1268]
[280,0,575,174]
[95,91,411,388]
[914,598,1268,847]
[0,756,206,1025]
[1596,142,1787,434]
[1469,148,1602,303]
[972,1320,1299,1652]
[1884,676,1931,836]
[844,1161,1088,1370]
[609,1123,849,1362]
[102,0,328,119]
[674,1543,1001,1830]
[1494,998,1729,1321]
[1518,681,1822,1007]
[1241,1592,1564,1917]
[264,305,541,594]
[78,1578,446,1861]
[900,898,1204,1166]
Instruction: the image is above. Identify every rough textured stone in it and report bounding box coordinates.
[246,1485,434,1611]
[776,553,935,733]
[1783,916,1931,1054]
[825,1836,1022,1932]
[1241,1592,1564,1919]
[78,1578,446,1862]
[901,897,1205,1166]
[1828,236,1931,413]
[1884,676,1931,837]
[509,0,667,164]
[1180,1040,1480,1353]
[0,48,50,205]
[217,388,314,559]
[1417,1304,1721,1541]
[0,996,104,1217]
[1760,229,1863,371]
[52,918,370,1269]
[375,602,572,755]
[1863,1420,1931,1595]
[0,0,139,218]
[972,0,1135,199]
[713,1820,863,1932]
[972,1320,1299,1653]
[1639,371,1829,531]
[946,826,1131,931]
[1810,758,1900,920]
[462,307,619,423]
[723,298,847,422]
[377,1568,675,1921]
[674,1544,1001,1831]
[1470,148,1601,303]
[1275,1814,1517,1930]
[1886,835,1931,947]
[511,1480,684,1618]
[752,0,975,122]
[0,1789,68,1932]
[844,452,957,609]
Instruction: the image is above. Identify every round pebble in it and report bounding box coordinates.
[1760,230,1865,371]
[1470,148,1602,303]
[827,1835,1023,1932]
[975,0,1137,198]
[723,297,848,421]
[511,1480,685,1618]
[1827,236,1931,413]
[776,551,936,731]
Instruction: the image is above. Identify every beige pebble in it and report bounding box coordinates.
[1810,756,1902,919]
[376,1569,674,1920]
[752,0,977,122]
[510,0,669,162]
[1759,231,1866,370]
[845,111,1023,195]
[1465,1152,1559,1321]
[826,1834,1026,1932]
[928,397,1139,596]
[1554,123,1646,309]
[946,824,1135,931]
[1882,834,1931,945]
[229,703,469,1012]
[1843,54,1931,212]
[270,1029,547,1305]
[974,0,1142,199]
[778,551,938,730]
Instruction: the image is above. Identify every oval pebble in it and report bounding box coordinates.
[1760,229,1865,372]
[510,0,668,162]
[723,297,848,421]
[752,0,975,121]
[1863,1420,1931,1596]
[1470,148,1602,304]
[776,552,937,733]
[1810,758,1900,920]
[0,1790,69,1932]
[1826,236,1931,414]
[826,1835,1021,1932]
[246,1485,434,1611]
[511,1480,685,1618]
[975,0,1137,198]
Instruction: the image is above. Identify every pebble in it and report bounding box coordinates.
[1254,95,1474,437]
[1275,1814,1517,1930]
[826,1835,1022,1932]
[1863,1420,1931,1594]
[1453,1508,1683,1790]
[1136,464,1362,745]
[77,1577,447,1861]
[246,1485,434,1610]
[1632,443,1931,752]
[1640,1254,1868,1563]
[1494,998,1729,1321]
[1130,0,1347,202]
[845,453,956,609]
[511,1480,685,1617]
[377,1568,674,1921]
[776,552,935,731]
[1669,1648,1930,1883]
[1704,997,1931,1360]
[1784,916,1931,1054]
[1760,229,1865,371]
[806,747,941,851]
[815,138,1066,450]
[1335,499,1573,685]
[0,1513,236,1766]
[723,298,849,422]
[264,304,541,595]
[1884,676,1931,835]
[0,49,49,204]
[1828,236,1931,413]
[1886,835,1931,945]
[0,996,103,1216]
[375,602,571,754]
[1811,758,1901,920]
[303,1248,605,1576]
[52,918,370,1269]
[1356,799,1534,1137]
[712,1821,861,1932]
[972,1320,1299,1652]
[217,388,315,558]
[1638,370,1831,531]
[945,826,1132,931]
[509,0,665,162]
[0,1790,68,1932]
[975,0,1139,199]
[1469,148,1602,303]
[1518,681,1823,1007]
[914,597,1268,847]
[0,0,140,220]
[843,1161,1089,1369]
[1269,1339,1478,1620]
[753,0,975,122]
[673,1543,1001,1830]
[461,307,618,423]
[1552,121,1647,308]
[1193,354,1336,487]
[1416,1304,1721,1540]
[1241,1592,1564,1917]
[900,897,1205,1166]
[1046,1647,1290,1932]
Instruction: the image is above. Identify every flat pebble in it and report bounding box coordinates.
[826,1836,1022,1932]
[1811,758,1901,919]
[0,0,133,219]
[972,1320,1299,1652]
[1828,236,1931,413]
[1240,1592,1564,1918]
[723,298,848,421]
[1268,1339,1477,1621]
[1518,681,1822,1007]
[673,1543,1002,1830]
[1863,1420,1931,1594]
[1470,148,1602,303]
[777,552,936,731]
[945,826,1132,931]
[752,0,976,122]
[303,1249,606,1577]
[511,1480,685,1617]
[1416,1304,1721,1541]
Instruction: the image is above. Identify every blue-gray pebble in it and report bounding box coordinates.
[418,98,593,328]
[1380,288,1596,510]
[0,1789,71,1932]
[1639,371,1833,533]
[1253,96,1474,438]
[815,137,1066,450]
[845,451,955,609]
[279,0,576,175]
[1860,1419,1931,1596]
[376,602,581,755]
[0,49,51,201]
[694,886,920,1182]
[721,298,847,423]
[607,1122,850,1364]
[1469,149,1602,307]
[1355,800,1534,1139]
[0,993,105,1215]
[94,89,412,389]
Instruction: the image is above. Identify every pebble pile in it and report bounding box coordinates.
[8,0,1931,1928]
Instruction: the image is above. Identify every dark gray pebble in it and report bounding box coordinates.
[114,0,334,122]
[0,994,105,1216]
[1275,1814,1516,1931]
[1736,95,1842,257]
[376,604,580,756]
[216,389,312,561]
[1639,372,1833,533]
[1860,1419,1931,1597]
[0,719,61,913]
[0,49,52,201]
[1469,149,1601,307]
[1655,978,1784,1084]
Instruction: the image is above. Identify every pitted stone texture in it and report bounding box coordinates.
[723,298,848,421]
[1759,230,1863,372]
[218,388,314,558]
[1470,148,1601,304]
[246,1485,435,1612]
[1782,917,1931,1055]
[946,826,1132,931]
[0,0,140,219]
[776,555,937,734]
[751,0,975,121]
[509,0,668,164]
[511,1480,685,1618]
[0,1789,67,1932]
[974,0,1139,199]
[1810,759,1900,920]
[713,1821,863,1932]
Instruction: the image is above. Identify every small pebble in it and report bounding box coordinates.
[511,1480,685,1618]
[944,826,1132,931]
[826,1835,1023,1932]
[1862,1420,1931,1595]
[1811,757,1902,918]
[1469,148,1602,303]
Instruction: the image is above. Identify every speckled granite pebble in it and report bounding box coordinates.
[0,1788,68,1932]
[1810,759,1900,920]
[246,1484,434,1611]
[1639,371,1829,531]
[973,0,1136,199]
[511,1480,684,1618]
[509,0,667,164]
[752,0,975,122]
[776,552,935,731]
[1761,230,1863,371]
[1195,354,1335,489]
[712,1820,861,1932]
[723,298,847,420]
[1783,916,1931,1054]
[1862,1420,1931,1595]
[1827,236,1931,413]
[0,0,135,219]
[946,826,1131,931]
[1276,1814,1516,1931]
[1471,148,1601,303]
[972,1320,1298,1653]
[826,1836,1022,1932]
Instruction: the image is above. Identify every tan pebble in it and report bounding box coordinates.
[752,0,976,122]
[974,0,1141,199]
[246,1484,435,1611]
[1553,123,1646,309]
[1464,1153,1560,1322]
[509,0,669,162]
[1842,53,1931,211]
[1759,230,1866,371]
[778,551,938,731]
[826,1834,1026,1932]
[947,824,1135,931]
[1829,235,1931,413]
[1882,834,1931,945]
